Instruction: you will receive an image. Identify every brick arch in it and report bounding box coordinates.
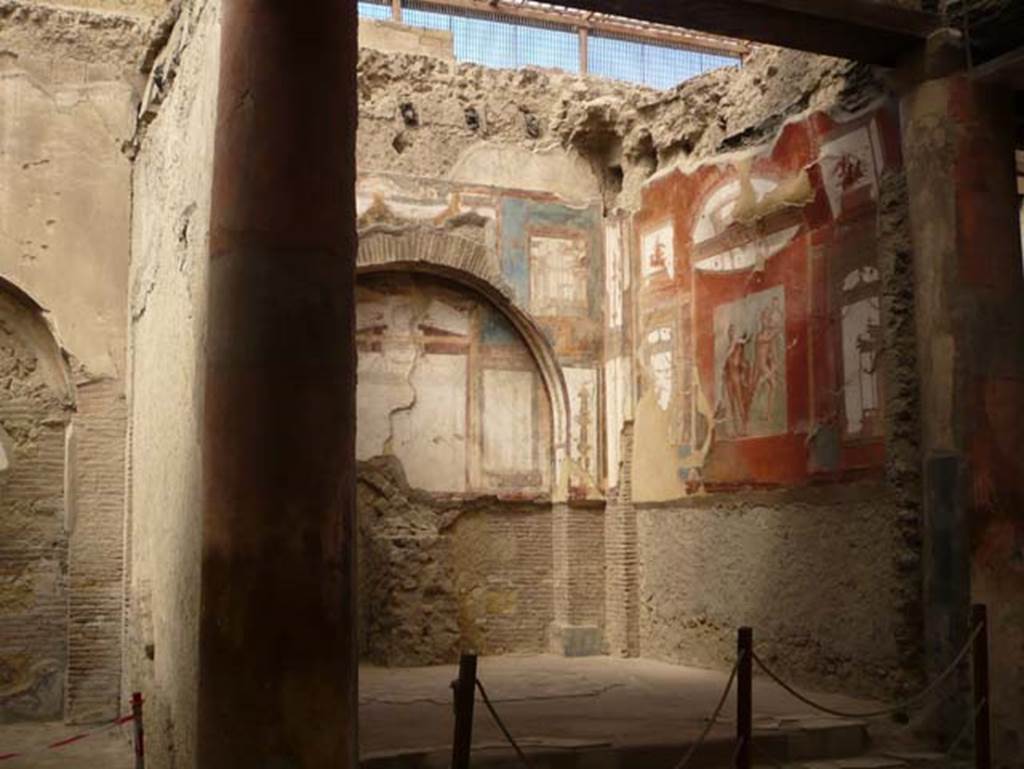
[357,228,572,501]
[358,226,516,304]
[0,277,73,405]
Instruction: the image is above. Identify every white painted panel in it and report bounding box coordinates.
[481,368,535,474]
[393,353,468,492]
[604,356,633,490]
[605,222,624,329]
[356,350,416,460]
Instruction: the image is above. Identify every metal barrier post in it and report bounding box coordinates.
[737,627,752,769]
[451,653,478,769]
[972,604,991,769]
[131,692,145,769]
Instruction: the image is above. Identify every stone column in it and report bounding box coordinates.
[901,75,1024,762]
[197,1,358,767]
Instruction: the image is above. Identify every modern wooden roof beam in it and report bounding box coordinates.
[546,0,942,66]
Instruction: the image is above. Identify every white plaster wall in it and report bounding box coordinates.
[358,18,454,61]
[127,0,219,764]
[0,63,133,379]
[449,144,602,202]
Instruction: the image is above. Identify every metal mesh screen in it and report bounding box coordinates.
[404,2,582,72]
[358,0,392,21]
[588,33,738,90]
[357,1,740,89]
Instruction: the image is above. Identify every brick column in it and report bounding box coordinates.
[550,502,605,656]
[197,2,359,767]
[603,424,639,657]
[901,75,1024,762]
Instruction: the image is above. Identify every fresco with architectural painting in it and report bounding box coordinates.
[529,234,590,317]
[356,273,551,496]
[629,103,900,497]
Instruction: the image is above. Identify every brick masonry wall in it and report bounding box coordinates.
[450,506,554,654]
[0,311,71,722]
[66,378,127,722]
[604,424,639,656]
[551,504,569,632]
[566,507,605,627]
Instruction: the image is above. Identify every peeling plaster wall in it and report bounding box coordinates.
[624,101,923,697]
[356,272,553,497]
[126,0,218,765]
[355,271,558,661]
[0,9,949,751]
[353,44,924,684]
[0,2,140,723]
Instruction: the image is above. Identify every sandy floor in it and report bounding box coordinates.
[0,655,934,768]
[359,654,918,764]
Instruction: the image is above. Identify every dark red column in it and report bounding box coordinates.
[198,2,358,767]
[902,75,1024,764]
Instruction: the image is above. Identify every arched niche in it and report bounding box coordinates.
[0,278,74,407]
[357,228,571,501]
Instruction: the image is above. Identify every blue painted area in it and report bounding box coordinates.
[498,197,604,320]
[480,304,520,345]
[499,197,532,303]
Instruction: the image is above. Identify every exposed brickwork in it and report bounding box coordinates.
[451,505,554,654]
[564,506,606,627]
[358,458,554,661]
[0,311,71,722]
[551,503,570,633]
[603,424,639,657]
[358,227,514,304]
[66,378,127,723]
[548,502,606,655]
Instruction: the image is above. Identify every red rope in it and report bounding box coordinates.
[0,712,136,762]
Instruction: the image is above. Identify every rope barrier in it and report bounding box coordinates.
[475,678,535,769]
[752,623,982,720]
[751,741,788,769]
[671,650,744,769]
[0,712,136,763]
[945,697,988,759]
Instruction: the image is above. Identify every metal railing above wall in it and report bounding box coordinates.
[357,0,745,90]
